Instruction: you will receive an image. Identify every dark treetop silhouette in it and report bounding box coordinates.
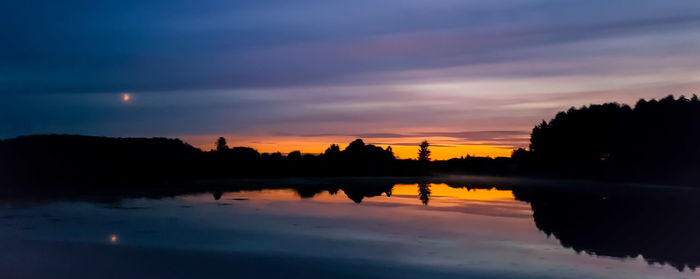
[418,140,431,162]
[0,136,416,190]
[512,94,700,185]
[1,95,700,188]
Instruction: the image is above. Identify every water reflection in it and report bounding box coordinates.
[1,177,698,277]
[284,183,516,205]
[513,186,700,272]
[212,190,223,200]
[210,181,700,272]
[418,183,430,205]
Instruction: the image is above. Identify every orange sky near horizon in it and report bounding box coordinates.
[181,135,521,160]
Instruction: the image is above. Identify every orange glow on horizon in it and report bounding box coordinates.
[384,144,513,159]
[181,135,520,160]
[122,93,131,102]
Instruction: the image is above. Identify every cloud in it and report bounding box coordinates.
[2,1,699,94]
[281,131,530,147]
[1,0,699,151]
[353,133,407,138]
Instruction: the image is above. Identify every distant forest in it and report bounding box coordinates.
[513,94,700,184]
[1,95,699,187]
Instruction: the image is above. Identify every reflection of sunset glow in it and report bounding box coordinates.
[187,183,513,205]
[122,93,131,102]
[392,184,514,200]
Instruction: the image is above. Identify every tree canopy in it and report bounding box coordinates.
[521,94,700,182]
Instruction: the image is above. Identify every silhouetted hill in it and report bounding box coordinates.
[0,135,417,189]
[0,135,203,187]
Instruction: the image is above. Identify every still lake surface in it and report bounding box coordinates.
[1,176,698,279]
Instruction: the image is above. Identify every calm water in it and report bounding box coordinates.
[1,177,698,279]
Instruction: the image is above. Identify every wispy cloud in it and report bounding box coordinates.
[1,0,699,156]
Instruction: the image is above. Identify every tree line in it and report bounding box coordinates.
[1,94,699,187]
[512,94,700,184]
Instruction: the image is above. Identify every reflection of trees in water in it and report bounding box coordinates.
[417,183,431,205]
[343,185,392,203]
[291,183,393,204]
[513,186,700,272]
[15,177,699,273]
[295,186,339,199]
[211,190,223,200]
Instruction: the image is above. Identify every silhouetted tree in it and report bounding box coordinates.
[268,152,283,160]
[287,150,302,160]
[215,137,229,152]
[525,94,700,184]
[324,144,341,160]
[229,147,260,161]
[511,148,532,164]
[325,144,340,154]
[418,140,431,161]
[345,139,366,153]
[341,139,395,162]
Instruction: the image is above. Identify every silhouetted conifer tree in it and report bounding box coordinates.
[418,140,431,161]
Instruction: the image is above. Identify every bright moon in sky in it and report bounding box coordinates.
[122,93,131,102]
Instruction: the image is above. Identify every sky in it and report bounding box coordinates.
[2,0,700,159]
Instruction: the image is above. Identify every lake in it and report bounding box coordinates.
[1,176,698,279]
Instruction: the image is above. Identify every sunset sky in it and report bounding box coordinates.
[2,0,700,159]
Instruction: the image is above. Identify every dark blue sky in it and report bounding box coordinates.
[2,0,700,155]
